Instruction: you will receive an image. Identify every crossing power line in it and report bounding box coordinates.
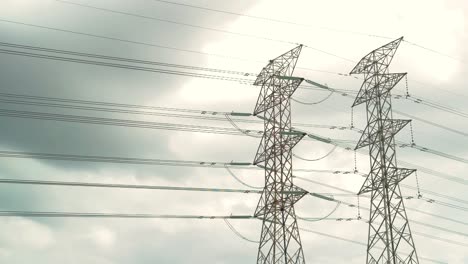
[1,105,465,180]
[0,26,465,117]
[0,104,466,185]
[152,0,465,64]
[0,211,254,219]
[55,0,355,63]
[1,41,466,127]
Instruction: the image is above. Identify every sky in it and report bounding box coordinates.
[0,0,467,263]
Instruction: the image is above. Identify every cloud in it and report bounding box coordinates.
[0,217,55,250]
[0,0,466,263]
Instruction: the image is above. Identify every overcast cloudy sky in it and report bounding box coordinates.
[0,0,467,263]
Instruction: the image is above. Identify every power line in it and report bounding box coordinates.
[1,106,466,186]
[0,149,355,175]
[0,177,365,202]
[299,175,468,247]
[0,177,347,199]
[358,218,468,249]
[0,176,384,210]
[1,89,465,167]
[0,44,341,93]
[0,91,346,130]
[55,0,356,63]
[409,78,468,101]
[304,130,468,186]
[1,102,466,188]
[0,19,259,62]
[232,215,452,264]
[2,17,464,110]
[0,19,355,78]
[297,202,341,222]
[0,178,262,194]
[398,158,468,185]
[56,0,297,45]
[300,186,468,249]
[0,48,252,83]
[152,0,464,64]
[224,166,262,189]
[152,0,393,41]
[224,114,262,138]
[303,79,468,120]
[0,97,245,123]
[0,150,249,168]
[403,40,466,64]
[394,109,468,138]
[1,7,465,261]
[292,145,337,161]
[323,122,468,166]
[400,143,468,165]
[0,205,453,263]
[0,108,350,146]
[156,0,372,36]
[0,173,465,248]
[403,183,468,206]
[291,89,334,105]
[304,79,468,137]
[223,218,259,243]
[0,108,260,136]
[411,230,468,249]
[0,91,236,115]
[315,193,468,244]
[1,40,466,122]
[0,94,352,136]
[0,208,453,263]
[406,95,468,119]
[350,133,468,167]
[295,176,468,226]
[0,42,253,76]
[0,44,464,200]
[298,228,447,264]
[0,211,254,219]
[408,218,468,238]
[2,90,464,167]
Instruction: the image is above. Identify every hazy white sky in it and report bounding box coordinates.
[0,0,467,263]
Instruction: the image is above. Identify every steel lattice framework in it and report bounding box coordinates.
[252,45,307,264]
[350,37,419,263]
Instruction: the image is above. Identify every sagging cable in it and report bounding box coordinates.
[223,218,259,243]
[224,165,263,189]
[292,145,337,161]
[298,202,341,222]
[225,114,262,138]
[291,90,333,105]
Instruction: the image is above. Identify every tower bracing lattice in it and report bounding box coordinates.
[350,37,419,263]
[252,45,307,264]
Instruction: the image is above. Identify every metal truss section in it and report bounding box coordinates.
[350,37,419,264]
[254,76,304,116]
[350,37,403,75]
[353,73,407,107]
[254,184,308,219]
[253,130,306,165]
[253,45,306,264]
[359,167,416,195]
[254,46,303,86]
[356,119,410,150]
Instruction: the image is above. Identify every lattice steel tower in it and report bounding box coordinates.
[350,37,419,263]
[252,45,307,264]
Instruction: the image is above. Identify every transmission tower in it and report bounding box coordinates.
[350,37,419,263]
[252,45,307,264]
